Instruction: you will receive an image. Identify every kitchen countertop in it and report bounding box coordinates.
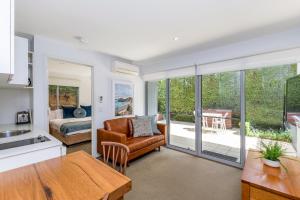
[0,124,63,159]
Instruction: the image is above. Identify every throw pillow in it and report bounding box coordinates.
[73,108,87,118]
[136,115,161,135]
[48,109,57,120]
[80,105,92,117]
[132,117,153,137]
[62,106,76,118]
[56,109,63,119]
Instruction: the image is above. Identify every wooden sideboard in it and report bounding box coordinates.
[241,150,300,200]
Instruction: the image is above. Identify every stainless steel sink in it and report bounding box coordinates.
[0,130,31,138]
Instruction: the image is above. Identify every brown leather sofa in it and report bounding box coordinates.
[97,117,167,162]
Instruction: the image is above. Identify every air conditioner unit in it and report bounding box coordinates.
[112,61,139,76]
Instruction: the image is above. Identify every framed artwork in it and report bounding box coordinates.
[113,81,134,117]
[48,85,79,110]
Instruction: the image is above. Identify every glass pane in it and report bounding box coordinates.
[170,76,195,151]
[59,86,79,107]
[147,80,167,124]
[201,71,241,163]
[245,64,297,156]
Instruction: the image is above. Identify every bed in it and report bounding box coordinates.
[49,116,92,146]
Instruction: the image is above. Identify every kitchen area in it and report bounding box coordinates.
[0,13,66,172]
[0,1,132,199]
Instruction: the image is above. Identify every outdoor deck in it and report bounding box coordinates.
[168,121,296,163]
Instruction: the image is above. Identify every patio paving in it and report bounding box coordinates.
[168,121,296,163]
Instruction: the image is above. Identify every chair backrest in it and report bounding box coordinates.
[101,141,130,175]
[223,112,228,118]
[101,193,109,200]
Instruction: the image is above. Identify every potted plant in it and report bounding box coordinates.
[259,141,285,168]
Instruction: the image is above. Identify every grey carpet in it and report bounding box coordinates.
[126,147,241,200]
[66,141,91,155]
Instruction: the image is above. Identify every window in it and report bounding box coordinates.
[146,80,167,123]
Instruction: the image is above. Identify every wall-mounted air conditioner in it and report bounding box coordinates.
[112,61,139,76]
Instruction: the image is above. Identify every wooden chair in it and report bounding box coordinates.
[102,193,109,200]
[101,141,130,175]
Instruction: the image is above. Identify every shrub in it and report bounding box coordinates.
[171,113,195,123]
[245,122,292,142]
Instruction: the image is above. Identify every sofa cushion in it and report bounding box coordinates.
[104,118,133,136]
[126,135,164,153]
[136,115,161,135]
[132,117,153,137]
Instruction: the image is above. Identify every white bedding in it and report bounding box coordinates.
[49,117,91,136]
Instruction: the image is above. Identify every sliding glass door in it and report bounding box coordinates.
[146,72,245,167]
[197,71,244,166]
[169,76,196,151]
[145,62,298,167]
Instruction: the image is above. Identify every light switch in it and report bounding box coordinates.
[98,96,103,103]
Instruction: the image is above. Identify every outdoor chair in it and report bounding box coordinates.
[212,112,228,132]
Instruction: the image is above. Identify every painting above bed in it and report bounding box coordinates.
[113,81,134,116]
[49,85,79,110]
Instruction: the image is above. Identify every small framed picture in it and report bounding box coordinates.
[16,111,31,124]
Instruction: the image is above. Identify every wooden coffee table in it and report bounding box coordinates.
[0,151,132,200]
[241,150,300,200]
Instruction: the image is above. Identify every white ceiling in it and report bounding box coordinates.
[48,59,91,78]
[16,0,300,61]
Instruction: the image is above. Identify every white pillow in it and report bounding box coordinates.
[56,109,63,119]
[49,110,57,120]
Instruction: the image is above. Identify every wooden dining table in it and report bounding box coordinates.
[0,151,132,200]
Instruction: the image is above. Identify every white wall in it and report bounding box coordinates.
[33,35,145,157]
[79,76,92,105]
[137,27,300,74]
[48,76,92,106]
[0,88,32,124]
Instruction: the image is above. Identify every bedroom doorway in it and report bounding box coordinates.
[47,58,92,155]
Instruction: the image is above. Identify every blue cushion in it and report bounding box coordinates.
[62,106,76,118]
[80,105,92,117]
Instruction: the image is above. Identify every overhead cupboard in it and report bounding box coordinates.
[0,0,14,77]
[0,0,30,87]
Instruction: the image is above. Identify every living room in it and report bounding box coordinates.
[0,0,300,200]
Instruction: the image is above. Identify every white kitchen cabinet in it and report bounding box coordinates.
[0,0,14,75]
[0,145,65,172]
[9,36,29,85]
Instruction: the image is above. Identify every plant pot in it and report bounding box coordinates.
[262,158,280,168]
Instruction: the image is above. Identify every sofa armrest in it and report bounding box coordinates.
[97,129,127,144]
[157,123,167,136]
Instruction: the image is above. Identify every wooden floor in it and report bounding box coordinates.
[66,141,91,155]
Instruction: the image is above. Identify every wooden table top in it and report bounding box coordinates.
[241,150,300,199]
[0,151,132,200]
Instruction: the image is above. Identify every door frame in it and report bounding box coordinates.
[196,71,246,168]
[146,71,246,168]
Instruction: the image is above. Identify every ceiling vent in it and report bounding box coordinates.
[112,61,139,76]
